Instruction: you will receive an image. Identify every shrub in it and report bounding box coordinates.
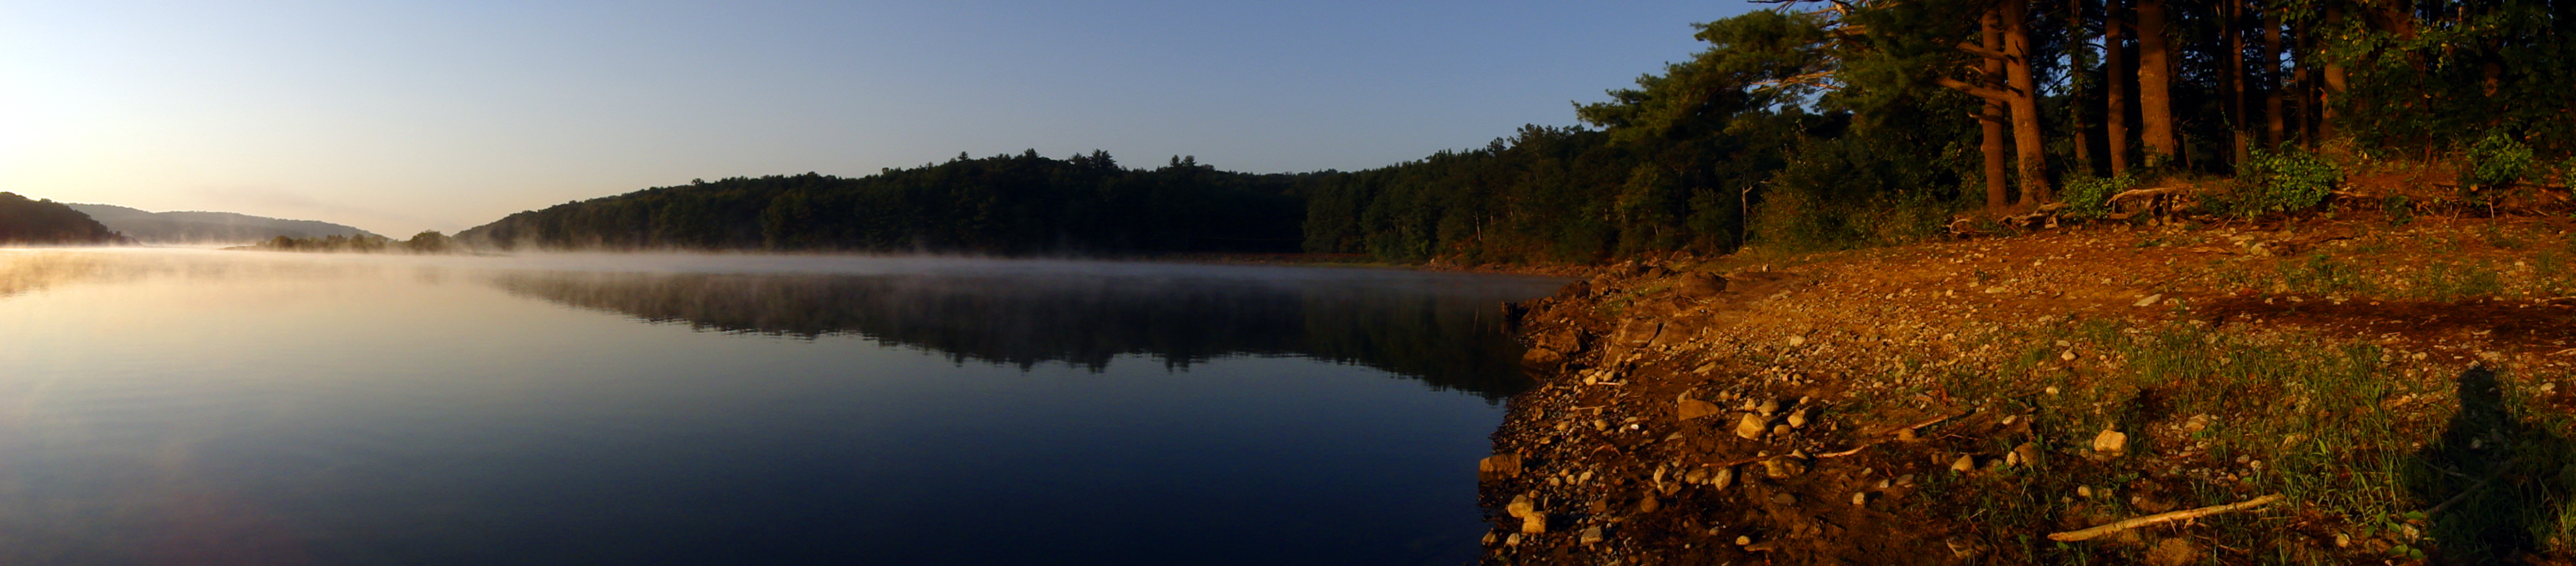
[2059,172,2141,221]
[2229,148,2338,219]
[2464,131,2536,189]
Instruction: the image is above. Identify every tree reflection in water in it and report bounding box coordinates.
[488,269,1562,401]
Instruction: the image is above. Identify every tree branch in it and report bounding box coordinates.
[1935,76,2018,102]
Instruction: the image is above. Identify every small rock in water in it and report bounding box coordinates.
[1580,525,1605,546]
[2092,430,2129,456]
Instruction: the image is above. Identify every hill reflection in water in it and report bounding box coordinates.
[488,267,1562,401]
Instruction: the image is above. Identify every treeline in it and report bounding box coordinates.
[451,0,2568,263]
[242,231,462,254]
[0,192,124,245]
[455,152,1307,255]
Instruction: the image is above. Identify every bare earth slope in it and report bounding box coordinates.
[1482,217,2576,565]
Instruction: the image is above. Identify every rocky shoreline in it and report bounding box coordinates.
[1473,218,2576,565]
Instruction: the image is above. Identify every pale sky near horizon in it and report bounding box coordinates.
[4,1,1761,236]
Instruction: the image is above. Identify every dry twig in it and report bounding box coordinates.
[2047,494,2285,541]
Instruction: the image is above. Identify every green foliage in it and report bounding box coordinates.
[459,153,1305,255]
[2465,131,2538,189]
[2228,149,2339,219]
[2058,173,2141,221]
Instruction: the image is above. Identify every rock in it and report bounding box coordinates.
[1580,525,1605,546]
[1676,273,1727,297]
[1950,454,1977,473]
[1756,398,1781,417]
[1639,495,1660,513]
[1483,531,1497,545]
[1677,396,1724,421]
[1479,453,1523,478]
[1734,413,1770,440]
[2144,538,2201,566]
[1506,533,1523,546]
[2134,293,2164,307]
[1520,513,1548,534]
[1762,456,1807,479]
[2076,485,2093,498]
[1735,535,1753,546]
[1893,428,1919,442]
[1772,424,1793,437]
[1787,408,1810,429]
[1709,466,1736,490]
[2011,442,2041,467]
[1507,494,1539,518]
[1520,347,1565,366]
[1785,335,1807,347]
[1682,467,1709,485]
[1770,493,1797,506]
[1851,492,1869,506]
[2092,430,2129,456]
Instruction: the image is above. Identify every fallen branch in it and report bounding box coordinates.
[2047,494,2285,541]
[2107,186,2191,204]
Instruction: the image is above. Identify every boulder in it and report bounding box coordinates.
[1734,413,1770,440]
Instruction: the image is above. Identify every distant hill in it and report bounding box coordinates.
[0,193,123,244]
[67,203,376,244]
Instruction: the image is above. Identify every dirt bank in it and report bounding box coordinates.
[1478,216,2576,565]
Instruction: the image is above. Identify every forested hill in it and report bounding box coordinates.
[0,192,124,245]
[456,152,1307,255]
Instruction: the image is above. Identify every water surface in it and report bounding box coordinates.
[0,249,1561,565]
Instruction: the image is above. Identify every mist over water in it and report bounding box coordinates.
[0,248,1563,565]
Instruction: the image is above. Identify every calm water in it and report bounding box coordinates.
[0,249,1562,565]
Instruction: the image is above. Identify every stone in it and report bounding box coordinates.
[2144,538,2201,566]
[1521,514,1548,535]
[1734,413,1770,440]
[1785,335,1807,347]
[1506,533,1523,546]
[1682,467,1708,485]
[1762,456,1807,479]
[1770,493,1797,506]
[1676,273,1728,297]
[1483,531,1497,545]
[1735,535,1753,546]
[1893,428,1919,442]
[1677,396,1724,421]
[1772,424,1793,437]
[1580,525,1605,546]
[1520,347,1565,366]
[1949,454,1977,473]
[1639,495,1660,513]
[2076,485,2093,498]
[1507,494,1538,519]
[2011,442,2041,467]
[1851,492,1869,506]
[1479,453,1523,478]
[2092,430,2129,456]
[1709,466,1736,490]
[1786,408,1810,429]
[1756,398,1781,417]
[2134,293,2164,307]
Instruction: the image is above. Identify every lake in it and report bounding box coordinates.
[0,248,1563,565]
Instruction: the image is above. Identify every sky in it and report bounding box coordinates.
[3,1,1763,236]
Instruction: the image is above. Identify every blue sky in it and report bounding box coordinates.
[3,1,1761,235]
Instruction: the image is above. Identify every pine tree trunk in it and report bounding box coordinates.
[2263,3,2284,147]
[1982,9,2011,211]
[2069,0,2094,176]
[2320,7,2347,142]
[2137,0,2177,164]
[2106,0,2131,176]
[2003,0,2052,204]
[2227,0,2251,166]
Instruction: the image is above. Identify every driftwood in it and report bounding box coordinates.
[2047,494,2285,541]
